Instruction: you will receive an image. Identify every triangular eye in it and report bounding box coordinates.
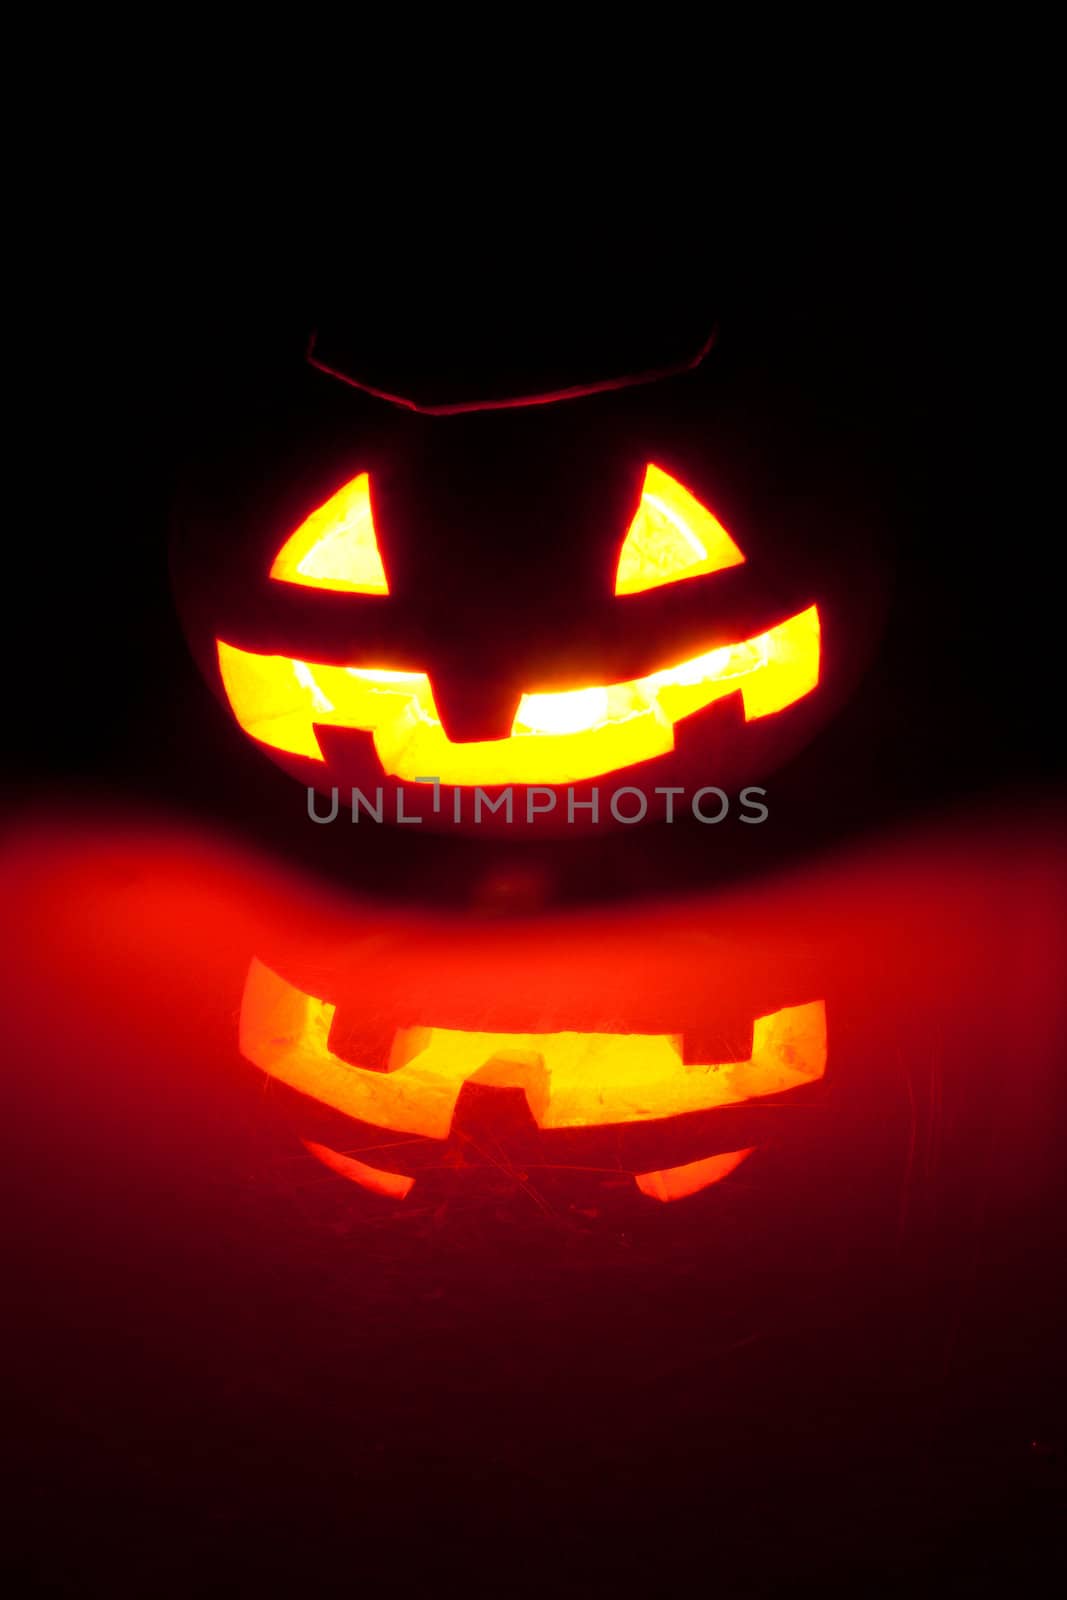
[614,464,745,596]
[270,472,389,594]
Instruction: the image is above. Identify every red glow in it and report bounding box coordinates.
[305,327,718,414]
[302,1140,414,1198]
[635,1148,754,1202]
[3,797,1063,1217]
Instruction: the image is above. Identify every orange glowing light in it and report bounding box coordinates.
[634,1148,754,1202]
[270,472,389,594]
[240,959,827,1142]
[268,464,738,602]
[221,463,819,785]
[216,606,820,784]
[302,1139,414,1198]
[614,464,745,595]
[302,1139,754,1203]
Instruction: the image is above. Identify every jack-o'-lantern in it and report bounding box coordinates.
[171,317,888,834]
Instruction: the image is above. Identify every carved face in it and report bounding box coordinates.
[171,351,886,834]
[216,465,820,792]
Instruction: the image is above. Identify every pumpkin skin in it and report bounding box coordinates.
[171,330,889,835]
[240,909,828,1206]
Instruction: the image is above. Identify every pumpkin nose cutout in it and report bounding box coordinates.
[464,1051,551,1126]
[429,671,522,744]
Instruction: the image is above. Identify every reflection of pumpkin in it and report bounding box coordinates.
[171,330,887,833]
[239,956,826,1204]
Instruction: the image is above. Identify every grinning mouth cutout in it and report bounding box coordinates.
[216,605,820,788]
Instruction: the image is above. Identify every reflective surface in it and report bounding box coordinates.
[2,796,1064,1591]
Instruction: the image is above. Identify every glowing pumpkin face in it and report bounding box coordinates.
[172,345,887,833]
[216,466,820,791]
[240,955,827,1205]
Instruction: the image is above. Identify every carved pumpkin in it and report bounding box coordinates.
[171,322,886,833]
